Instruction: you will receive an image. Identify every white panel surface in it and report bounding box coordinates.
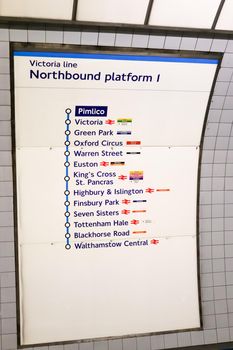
[216,0,233,30]
[13,49,218,345]
[149,0,221,29]
[76,0,150,24]
[20,237,199,344]
[0,0,73,20]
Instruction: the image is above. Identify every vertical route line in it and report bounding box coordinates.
[64,108,72,250]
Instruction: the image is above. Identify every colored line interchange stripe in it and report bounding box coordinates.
[132,210,146,213]
[133,231,147,234]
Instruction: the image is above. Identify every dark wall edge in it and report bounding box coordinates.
[2,17,233,39]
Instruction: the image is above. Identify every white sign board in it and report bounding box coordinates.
[12,48,219,345]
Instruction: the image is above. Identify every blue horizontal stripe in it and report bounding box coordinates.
[13,51,219,64]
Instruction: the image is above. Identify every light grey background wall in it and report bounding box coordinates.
[1,25,233,350]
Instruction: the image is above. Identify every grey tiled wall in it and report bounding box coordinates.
[1,25,233,350]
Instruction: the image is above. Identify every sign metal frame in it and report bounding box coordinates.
[10,42,222,347]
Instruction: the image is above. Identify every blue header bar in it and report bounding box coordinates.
[13,51,219,65]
